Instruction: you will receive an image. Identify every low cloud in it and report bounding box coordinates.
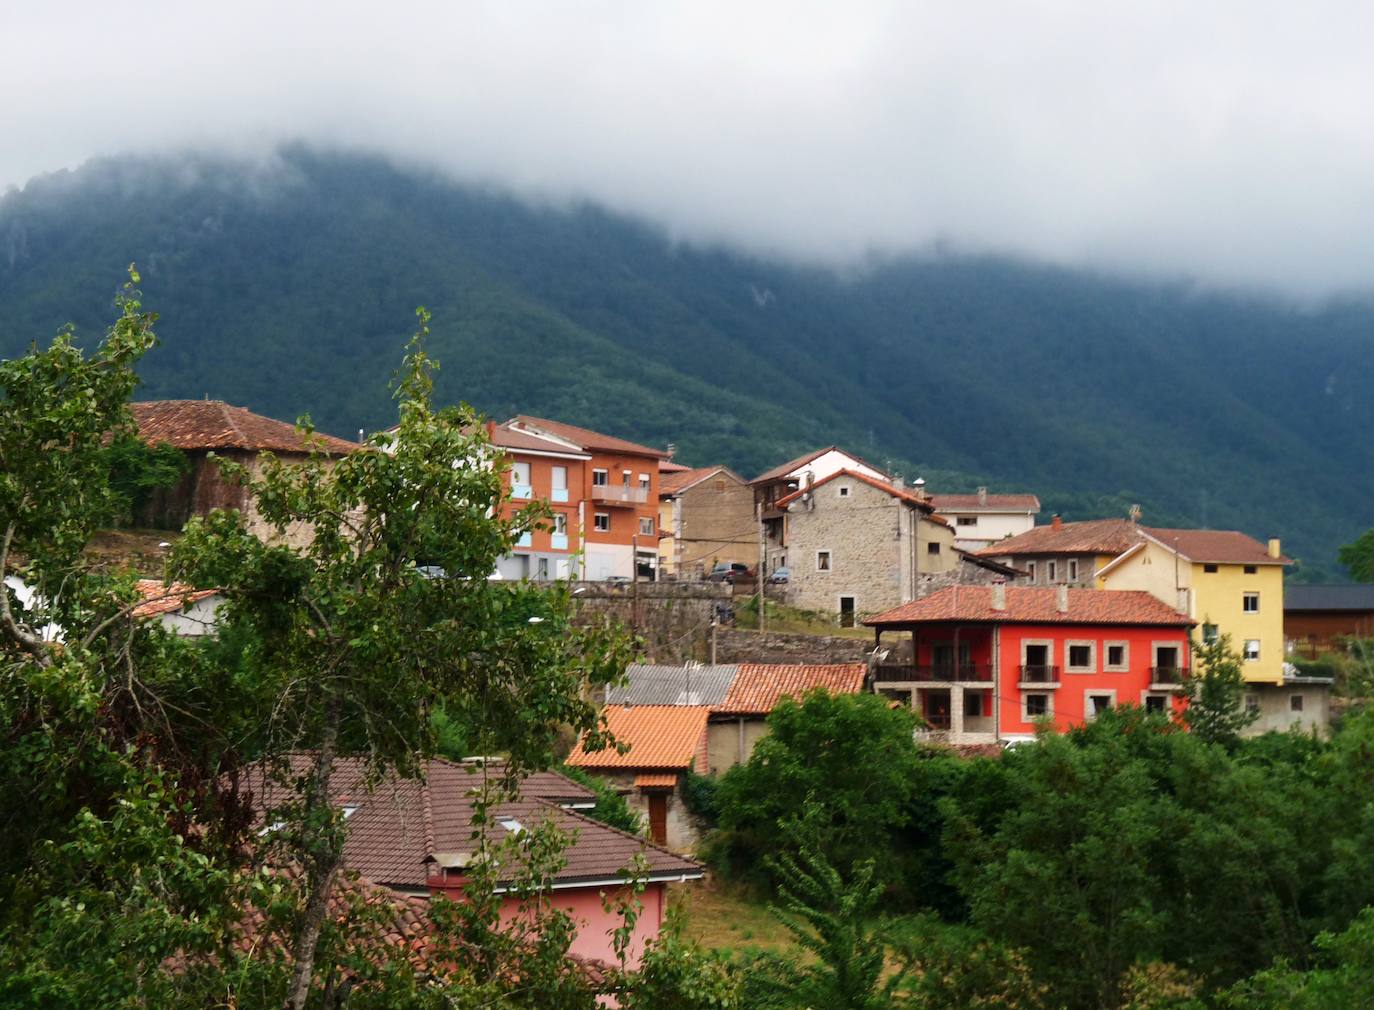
[6,1,1374,295]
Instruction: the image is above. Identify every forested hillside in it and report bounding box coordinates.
[2,147,1371,575]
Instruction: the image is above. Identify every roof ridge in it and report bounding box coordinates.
[534,797,702,868]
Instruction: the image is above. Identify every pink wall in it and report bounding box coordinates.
[430,880,667,969]
[997,623,1190,735]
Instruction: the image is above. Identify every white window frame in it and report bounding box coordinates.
[593,512,610,532]
[1084,689,1116,720]
[1067,558,1079,582]
[551,465,569,502]
[1026,561,1037,581]
[622,469,632,486]
[1243,639,1261,662]
[553,513,568,535]
[1047,560,1058,582]
[957,516,977,527]
[1065,639,1096,674]
[1021,691,1053,721]
[639,472,651,490]
[1104,641,1129,672]
[592,468,608,486]
[1202,623,1219,644]
[837,484,851,498]
[1243,592,1260,613]
[510,461,532,498]
[816,550,832,572]
[1140,690,1171,714]
[639,516,654,536]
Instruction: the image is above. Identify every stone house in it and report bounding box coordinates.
[131,400,358,545]
[565,704,711,851]
[657,465,755,578]
[771,468,958,624]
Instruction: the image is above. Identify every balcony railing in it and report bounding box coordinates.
[1149,666,1186,685]
[1018,664,1060,684]
[874,663,993,683]
[591,485,649,505]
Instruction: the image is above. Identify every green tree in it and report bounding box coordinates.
[98,431,187,525]
[1338,529,1374,582]
[1180,633,1257,746]
[885,914,1048,1010]
[1219,907,1374,1009]
[710,690,922,887]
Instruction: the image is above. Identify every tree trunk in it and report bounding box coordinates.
[285,693,344,1010]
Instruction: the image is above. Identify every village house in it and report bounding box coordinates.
[752,446,890,567]
[131,400,358,545]
[566,704,710,851]
[769,467,959,624]
[132,579,223,636]
[865,583,1194,743]
[485,421,590,581]
[927,488,1041,551]
[656,465,755,578]
[507,416,668,581]
[604,661,867,774]
[977,518,1324,732]
[243,756,701,969]
[1284,584,1374,658]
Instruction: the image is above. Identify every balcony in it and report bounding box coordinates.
[1150,666,1187,687]
[1018,664,1061,685]
[591,484,649,506]
[874,663,993,683]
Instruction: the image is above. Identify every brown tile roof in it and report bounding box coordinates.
[239,756,696,889]
[659,466,744,497]
[929,493,1041,512]
[863,585,1193,628]
[508,415,668,459]
[660,460,693,473]
[716,663,867,715]
[751,446,890,485]
[567,706,710,771]
[1143,528,1291,565]
[975,518,1142,557]
[490,422,590,458]
[131,400,359,455]
[131,578,220,617]
[774,468,936,513]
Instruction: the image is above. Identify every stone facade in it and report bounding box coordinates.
[663,469,756,579]
[570,769,702,852]
[772,478,956,620]
[571,582,731,664]
[712,628,873,665]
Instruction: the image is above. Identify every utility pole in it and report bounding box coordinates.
[756,501,767,632]
[631,533,640,634]
[710,617,718,664]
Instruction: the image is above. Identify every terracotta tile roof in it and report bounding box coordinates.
[751,446,890,485]
[1143,527,1291,565]
[131,400,359,455]
[567,706,710,771]
[716,663,867,715]
[236,756,700,889]
[863,585,1193,628]
[507,415,668,459]
[975,518,1142,557]
[774,468,936,513]
[659,466,744,497]
[660,460,693,473]
[929,493,1041,512]
[490,422,591,458]
[634,773,679,789]
[131,578,220,617]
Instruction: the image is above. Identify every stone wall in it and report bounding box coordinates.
[712,627,874,665]
[571,581,731,664]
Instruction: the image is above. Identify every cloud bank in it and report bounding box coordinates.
[5,1,1374,295]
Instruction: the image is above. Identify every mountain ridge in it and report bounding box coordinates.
[1,147,1370,577]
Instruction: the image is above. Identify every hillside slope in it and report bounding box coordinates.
[1,148,1370,574]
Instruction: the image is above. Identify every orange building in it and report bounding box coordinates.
[489,422,590,581]
[865,584,1193,743]
[507,416,669,581]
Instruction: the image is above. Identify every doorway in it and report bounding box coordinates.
[839,596,856,628]
[922,689,952,730]
[647,793,668,845]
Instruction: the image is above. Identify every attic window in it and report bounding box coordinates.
[957,517,977,526]
[1244,565,1258,574]
[837,485,851,498]
[499,818,525,835]
[1204,564,1219,573]
[927,542,941,555]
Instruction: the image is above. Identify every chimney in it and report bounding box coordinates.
[913,477,927,501]
[990,581,1006,611]
[1051,513,1062,531]
[1268,537,1281,559]
[1056,584,1069,613]
[977,486,988,505]
[666,442,677,459]
[891,473,904,489]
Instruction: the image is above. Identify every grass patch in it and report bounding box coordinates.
[733,597,873,639]
[667,879,796,956]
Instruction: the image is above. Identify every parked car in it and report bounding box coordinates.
[768,566,790,584]
[708,562,756,584]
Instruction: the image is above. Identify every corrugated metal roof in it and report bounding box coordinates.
[606,664,739,707]
[1285,584,1374,612]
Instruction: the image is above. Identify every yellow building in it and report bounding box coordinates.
[1096,529,1289,685]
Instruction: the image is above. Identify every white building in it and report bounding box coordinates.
[927,488,1041,551]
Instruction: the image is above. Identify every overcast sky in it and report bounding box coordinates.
[5,1,1374,295]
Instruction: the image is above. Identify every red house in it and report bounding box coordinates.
[864,584,1193,743]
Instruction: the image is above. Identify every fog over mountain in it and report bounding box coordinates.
[8,2,1374,295]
